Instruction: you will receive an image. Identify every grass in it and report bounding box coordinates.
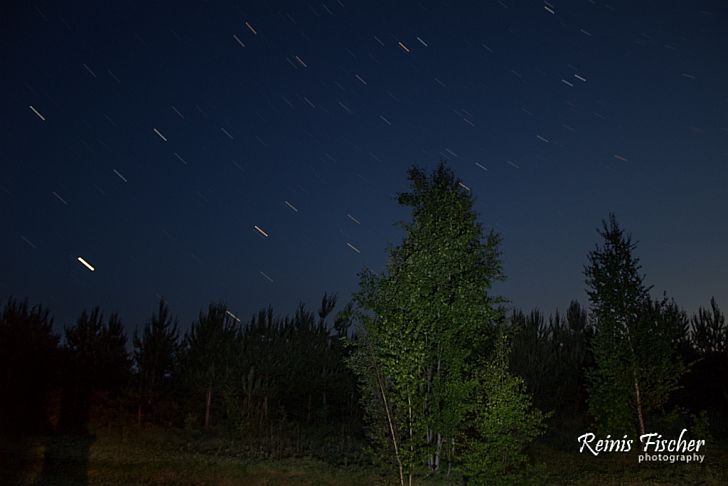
[0,430,390,485]
[534,442,727,485]
[0,428,725,485]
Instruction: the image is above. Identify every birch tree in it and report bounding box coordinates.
[348,163,506,483]
[584,214,683,436]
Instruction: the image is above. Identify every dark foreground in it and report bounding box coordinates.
[1,430,726,485]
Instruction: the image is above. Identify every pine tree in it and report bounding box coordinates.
[0,298,59,435]
[61,308,130,432]
[691,297,726,355]
[687,298,727,434]
[509,303,591,418]
[133,298,179,425]
[179,303,238,430]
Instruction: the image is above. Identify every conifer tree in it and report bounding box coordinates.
[0,298,59,435]
[179,303,238,430]
[61,308,130,431]
[133,298,179,425]
[691,298,726,355]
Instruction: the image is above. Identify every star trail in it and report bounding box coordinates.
[2,0,727,333]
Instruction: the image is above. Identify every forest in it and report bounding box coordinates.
[1,164,726,485]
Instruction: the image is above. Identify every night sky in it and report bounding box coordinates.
[2,1,727,335]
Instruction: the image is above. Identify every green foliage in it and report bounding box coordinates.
[584,214,684,436]
[585,334,636,436]
[460,331,547,485]
[347,163,545,483]
[633,298,686,411]
[691,410,712,445]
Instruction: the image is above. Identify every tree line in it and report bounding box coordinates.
[0,294,362,458]
[1,163,726,484]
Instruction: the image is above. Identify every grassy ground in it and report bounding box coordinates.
[0,432,390,485]
[0,430,725,485]
[534,442,727,485]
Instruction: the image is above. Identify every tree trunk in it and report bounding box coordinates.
[383,379,405,486]
[407,394,414,485]
[204,385,213,430]
[447,438,454,477]
[368,341,405,486]
[633,370,645,436]
[626,324,646,437]
[307,394,311,423]
[433,349,442,471]
[263,395,268,424]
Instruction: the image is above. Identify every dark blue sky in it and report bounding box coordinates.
[2,0,727,334]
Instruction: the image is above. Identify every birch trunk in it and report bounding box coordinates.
[204,385,212,430]
[367,341,405,486]
[633,370,646,436]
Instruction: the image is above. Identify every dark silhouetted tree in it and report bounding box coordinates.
[60,308,130,432]
[133,298,179,425]
[179,303,239,430]
[509,302,591,420]
[686,298,728,436]
[584,214,683,436]
[0,298,59,435]
[692,298,726,355]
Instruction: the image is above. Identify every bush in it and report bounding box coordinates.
[461,334,547,485]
